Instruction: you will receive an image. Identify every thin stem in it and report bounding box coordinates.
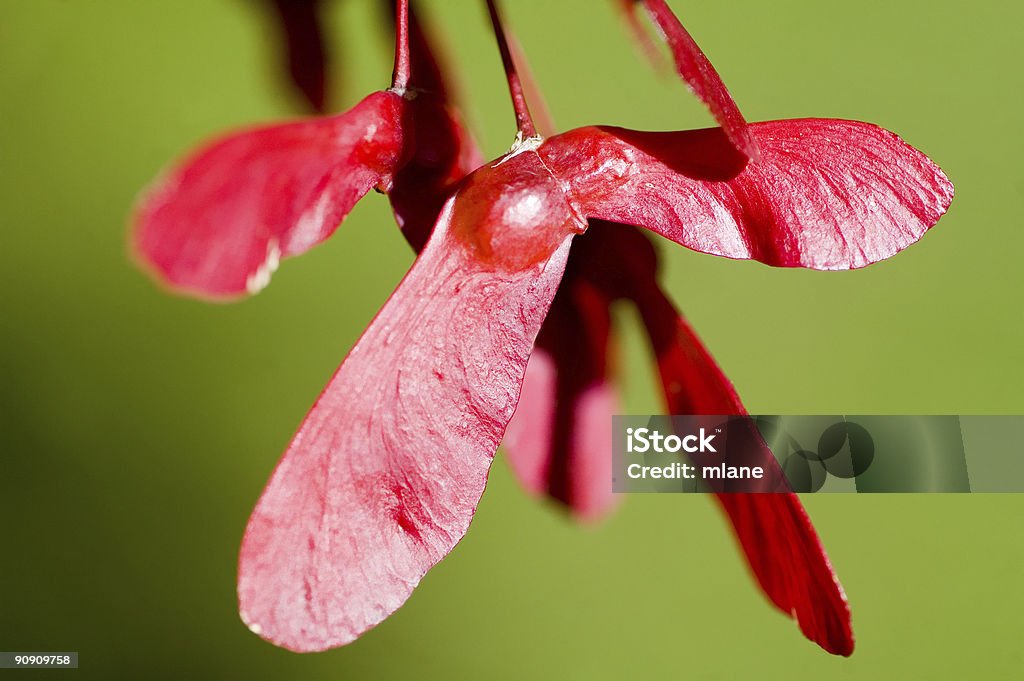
[391,0,411,91]
[485,0,537,138]
[508,31,555,137]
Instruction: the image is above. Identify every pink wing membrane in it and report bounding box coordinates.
[716,494,854,656]
[565,381,621,520]
[633,278,854,656]
[238,150,581,652]
[504,279,623,522]
[503,349,558,496]
[133,91,409,300]
[547,119,953,270]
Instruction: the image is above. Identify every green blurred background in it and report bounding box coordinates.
[1,1,1021,678]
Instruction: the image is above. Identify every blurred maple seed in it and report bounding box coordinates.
[265,0,331,113]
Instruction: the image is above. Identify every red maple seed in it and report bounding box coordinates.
[508,222,854,654]
[132,0,476,298]
[131,0,952,657]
